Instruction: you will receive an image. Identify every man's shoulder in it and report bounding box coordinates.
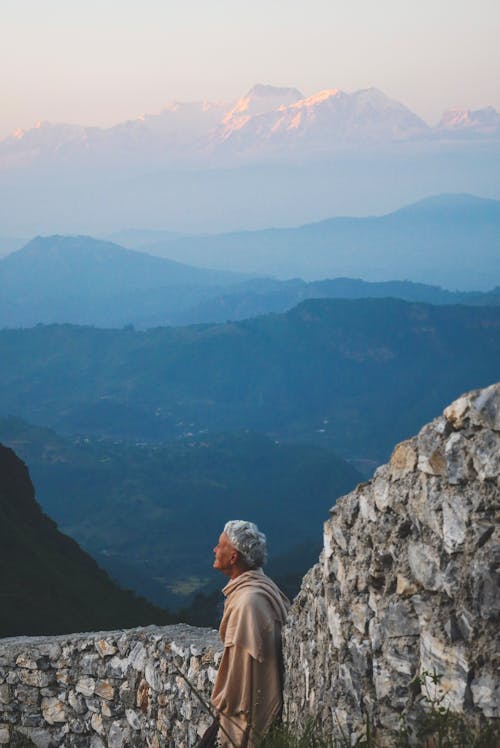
[230,577,284,610]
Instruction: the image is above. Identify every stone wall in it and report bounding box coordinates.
[283,383,500,743]
[0,624,222,747]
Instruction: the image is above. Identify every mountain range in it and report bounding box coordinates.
[2,84,499,236]
[1,298,498,468]
[1,195,498,328]
[129,193,500,290]
[2,85,499,171]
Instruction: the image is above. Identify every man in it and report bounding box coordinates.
[210,521,290,747]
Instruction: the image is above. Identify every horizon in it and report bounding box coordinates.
[2,0,500,140]
[2,191,498,243]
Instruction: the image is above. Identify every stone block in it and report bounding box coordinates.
[419,631,469,712]
[327,605,345,649]
[95,639,117,658]
[444,395,471,430]
[68,691,86,714]
[90,713,105,735]
[380,600,419,638]
[75,676,95,697]
[41,697,66,725]
[384,640,418,676]
[408,541,442,591]
[471,673,500,718]
[472,429,500,481]
[373,475,391,511]
[417,422,447,476]
[445,432,472,484]
[350,601,370,634]
[442,495,468,553]
[144,662,162,692]
[108,721,131,748]
[390,440,417,481]
[15,654,38,670]
[18,669,50,688]
[396,575,419,597]
[359,490,377,522]
[373,660,392,699]
[472,554,500,619]
[126,708,142,730]
[94,680,114,701]
[471,383,500,430]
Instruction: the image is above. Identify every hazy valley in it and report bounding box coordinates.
[1,181,499,627]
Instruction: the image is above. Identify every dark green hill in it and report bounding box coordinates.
[0,298,498,465]
[178,277,500,325]
[0,419,360,609]
[0,443,174,637]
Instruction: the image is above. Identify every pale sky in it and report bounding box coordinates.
[1,0,500,140]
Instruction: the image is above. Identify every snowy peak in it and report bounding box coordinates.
[218,85,430,150]
[222,84,304,126]
[1,85,499,172]
[290,88,344,109]
[438,106,500,136]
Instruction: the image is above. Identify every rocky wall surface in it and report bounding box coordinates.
[283,383,500,743]
[0,624,222,748]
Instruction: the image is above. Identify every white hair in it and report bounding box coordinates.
[224,520,267,569]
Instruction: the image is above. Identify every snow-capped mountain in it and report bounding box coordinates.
[437,106,500,137]
[222,84,304,131]
[1,85,498,172]
[216,87,430,156]
[0,100,231,169]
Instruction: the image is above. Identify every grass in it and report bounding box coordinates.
[259,672,500,748]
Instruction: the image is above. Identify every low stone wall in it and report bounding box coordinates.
[0,624,222,748]
[283,383,500,743]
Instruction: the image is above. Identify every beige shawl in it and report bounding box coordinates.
[211,569,290,747]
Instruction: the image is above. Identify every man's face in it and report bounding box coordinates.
[213,532,238,576]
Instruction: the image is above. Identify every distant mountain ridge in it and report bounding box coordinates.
[1,197,499,329]
[0,234,248,327]
[2,84,499,171]
[0,298,498,465]
[136,194,500,290]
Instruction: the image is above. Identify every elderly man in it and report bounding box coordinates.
[210,520,290,747]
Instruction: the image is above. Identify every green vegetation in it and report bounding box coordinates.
[260,718,500,748]
[0,444,174,638]
[0,298,499,465]
[262,672,500,747]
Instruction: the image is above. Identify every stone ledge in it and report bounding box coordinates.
[0,624,223,748]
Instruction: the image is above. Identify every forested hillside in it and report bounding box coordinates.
[0,444,174,636]
[0,420,359,609]
[1,298,498,465]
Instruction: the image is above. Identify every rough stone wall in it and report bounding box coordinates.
[283,383,500,743]
[0,624,222,748]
